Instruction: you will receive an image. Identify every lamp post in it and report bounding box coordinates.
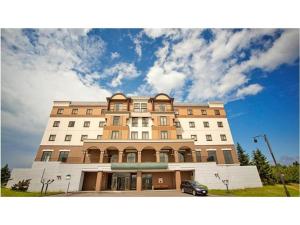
[253,134,290,197]
[65,174,71,196]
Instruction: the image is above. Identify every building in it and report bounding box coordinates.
[7,93,262,192]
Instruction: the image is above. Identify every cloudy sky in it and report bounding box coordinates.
[1,28,299,168]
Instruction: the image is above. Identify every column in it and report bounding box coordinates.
[192,150,197,162]
[99,150,105,163]
[118,151,123,163]
[156,151,160,163]
[175,170,181,191]
[136,171,142,192]
[174,150,179,163]
[95,171,103,191]
[82,150,87,163]
[137,151,142,163]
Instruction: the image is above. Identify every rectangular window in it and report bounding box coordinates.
[160,116,167,125]
[191,135,197,141]
[83,121,90,127]
[68,121,75,127]
[201,109,207,115]
[133,103,140,112]
[86,109,93,115]
[131,131,138,140]
[177,135,182,139]
[99,121,105,127]
[97,135,102,140]
[141,103,147,112]
[196,151,202,162]
[81,135,88,141]
[41,151,52,162]
[189,121,195,128]
[223,150,233,164]
[49,135,56,141]
[53,121,60,127]
[72,108,78,115]
[159,104,166,112]
[113,116,120,126]
[132,117,138,127]
[214,110,220,116]
[203,121,209,128]
[220,134,227,141]
[207,151,217,162]
[115,103,122,112]
[175,121,181,128]
[65,135,72,141]
[174,109,179,115]
[111,131,119,139]
[58,151,69,162]
[217,121,223,127]
[142,117,148,127]
[206,134,212,141]
[101,109,105,115]
[187,108,193,115]
[160,131,168,139]
[142,131,149,140]
[57,108,64,114]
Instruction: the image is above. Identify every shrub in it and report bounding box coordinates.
[11,179,31,191]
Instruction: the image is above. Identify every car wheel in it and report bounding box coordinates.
[181,188,185,193]
[192,190,196,196]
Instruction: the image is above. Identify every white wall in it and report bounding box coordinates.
[41,117,105,145]
[177,118,234,145]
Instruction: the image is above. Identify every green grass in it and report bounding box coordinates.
[1,187,63,197]
[209,184,300,197]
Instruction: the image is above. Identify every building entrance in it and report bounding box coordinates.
[142,174,153,190]
[110,173,137,191]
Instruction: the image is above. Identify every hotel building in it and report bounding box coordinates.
[7,93,262,192]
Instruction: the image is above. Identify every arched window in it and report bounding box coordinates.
[159,152,169,162]
[127,153,136,163]
[110,154,118,163]
[178,152,185,162]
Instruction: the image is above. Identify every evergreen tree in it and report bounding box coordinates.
[236,142,250,166]
[252,149,276,185]
[1,164,11,186]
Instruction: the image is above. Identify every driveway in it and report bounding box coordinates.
[51,190,208,197]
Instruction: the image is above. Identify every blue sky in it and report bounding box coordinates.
[1,28,299,168]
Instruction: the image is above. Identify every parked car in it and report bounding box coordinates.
[180,180,208,196]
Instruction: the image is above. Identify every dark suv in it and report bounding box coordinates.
[180,180,208,196]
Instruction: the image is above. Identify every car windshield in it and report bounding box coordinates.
[190,181,206,188]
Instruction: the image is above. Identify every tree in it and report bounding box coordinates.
[1,164,11,186]
[236,143,250,166]
[252,149,276,185]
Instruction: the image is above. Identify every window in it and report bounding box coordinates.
[53,121,60,127]
[135,102,147,112]
[220,134,227,141]
[58,151,69,162]
[175,121,181,128]
[110,154,118,163]
[207,151,217,162]
[133,103,140,112]
[217,121,223,127]
[203,121,209,128]
[201,109,207,115]
[65,135,72,141]
[101,109,105,115]
[72,108,78,115]
[131,131,138,140]
[86,109,93,115]
[206,134,212,141]
[160,153,169,163]
[49,135,56,141]
[223,150,233,164]
[83,121,90,127]
[178,152,185,162]
[81,135,88,141]
[187,108,193,115]
[97,135,102,140]
[111,131,119,139]
[142,117,148,127]
[115,103,122,112]
[196,151,202,162]
[99,121,105,127]
[177,135,182,139]
[214,110,220,115]
[113,116,120,126]
[141,103,147,112]
[160,131,168,139]
[142,131,149,139]
[57,108,64,114]
[127,153,136,163]
[189,121,195,128]
[191,135,197,141]
[132,117,138,127]
[68,121,75,127]
[159,104,166,112]
[41,151,52,161]
[174,109,179,115]
[160,116,167,125]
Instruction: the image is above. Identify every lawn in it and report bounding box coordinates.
[209,184,300,197]
[1,187,62,197]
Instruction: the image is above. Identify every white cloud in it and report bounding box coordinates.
[236,84,264,98]
[111,51,120,59]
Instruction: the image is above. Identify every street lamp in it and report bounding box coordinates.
[253,134,290,197]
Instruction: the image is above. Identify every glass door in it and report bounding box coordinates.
[142,174,152,190]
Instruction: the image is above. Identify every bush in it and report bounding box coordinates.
[11,179,31,191]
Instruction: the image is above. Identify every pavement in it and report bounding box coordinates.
[51,190,210,197]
